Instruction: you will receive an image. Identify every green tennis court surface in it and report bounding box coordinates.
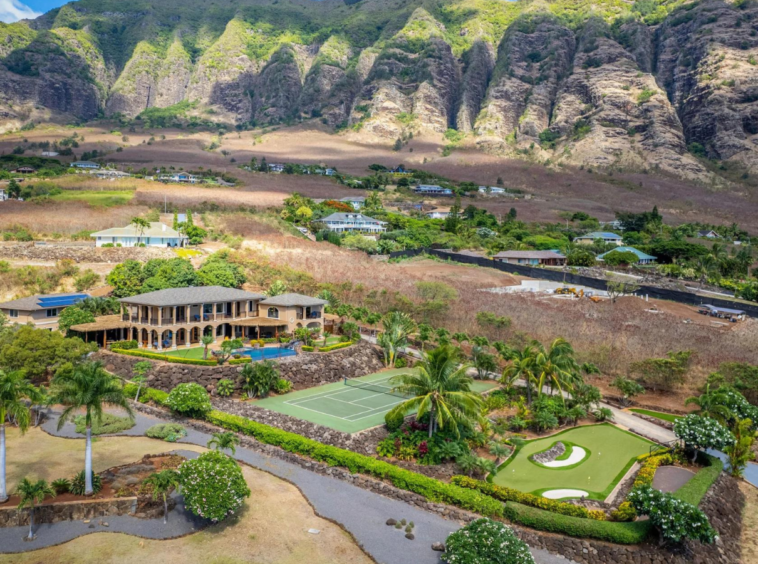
[255,369,497,433]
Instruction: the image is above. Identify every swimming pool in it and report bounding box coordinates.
[236,347,297,361]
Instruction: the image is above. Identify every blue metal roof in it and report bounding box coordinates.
[580,231,623,239]
[597,246,656,261]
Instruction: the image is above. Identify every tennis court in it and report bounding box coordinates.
[255,369,497,433]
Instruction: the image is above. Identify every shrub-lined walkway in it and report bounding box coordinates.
[8,409,571,564]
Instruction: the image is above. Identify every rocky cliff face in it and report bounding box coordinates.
[1,0,757,178]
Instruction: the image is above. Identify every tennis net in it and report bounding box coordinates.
[343,378,409,399]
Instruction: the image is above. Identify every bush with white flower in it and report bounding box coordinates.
[178,451,251,522]
[166,382,212,418]
[720,388,758,430]
[442,518,535,564]
[627,485,716,544]
[674,414,734,461]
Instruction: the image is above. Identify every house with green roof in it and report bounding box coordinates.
[597,246,657,265]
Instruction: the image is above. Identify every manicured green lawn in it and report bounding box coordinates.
[491,424,655,500]
[629,408,682,423]
[51,190,134,207]
[161,346,207,359]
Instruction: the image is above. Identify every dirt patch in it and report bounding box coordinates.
[394,257,522,288]
[741,481,758,564]
[0,464,373,564]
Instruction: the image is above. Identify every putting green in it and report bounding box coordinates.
[255,369,497,433]
[492,424,655,500]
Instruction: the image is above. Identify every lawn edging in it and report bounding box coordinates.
[112,348,218,366]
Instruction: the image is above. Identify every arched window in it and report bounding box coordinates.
[267,307,279,319]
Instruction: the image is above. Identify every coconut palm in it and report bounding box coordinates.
[500,344,539,405]
[16,478,55,540]
[207,431,240,455]
[0,370,34,503]
[684,384,733,425]
[130,217,150,246]
[377,311,416,367]
[53,361,134,496]
[386,346,483,438]
[143,469,181,524]
[531,338,581,402]
[201,334,214,360]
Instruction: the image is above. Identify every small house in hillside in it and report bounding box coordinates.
[91,222,188,248]
[493,251,566,266]
[574,231,623,246]
[425,208,451,220]
[697,230,721,239]
[41,151,59,157]
[340,196,366,210]
[13,166,35,174]
[320,212,387,233]
[597,246,657,265]
[157,173,200,184]
[0,292,90,331]
[70,161,100,169]
[599,220,624,231]
[268,163,285,173]
[478,186,506,194]
[414,185,454,196]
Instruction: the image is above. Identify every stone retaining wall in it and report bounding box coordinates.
[129,402,744,564]
[94,340,385,391]
[211,397,458,481]
[0,242,176,263]
[0,497,144,527]
[631,411,676,430]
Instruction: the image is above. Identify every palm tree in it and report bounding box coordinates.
[386,346,483,438]
[130,217,150,246]
[377,311,416,367]
[53,361,134,496]
[16,478,55,540]
[201,334,214,360]
[531,338,581,402]
[694,254,720,290]
[488,441,510,466]
[0,370,34,503]
[684,384,733,425]
[143,470,181,524]
[207,431,240,455]
[500,344,539,405]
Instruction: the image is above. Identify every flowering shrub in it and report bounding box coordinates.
[627,485,716,544]
[442,518,535,564]
[166,383,212,418]
[376,422,470,464]
[178,451,251,522]
[633,454,673,488]
[610,501,637,522]
[674,415,734,458]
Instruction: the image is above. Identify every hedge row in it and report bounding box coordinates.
[112,348,218,366]
[317,341,353,353]
[672,454,722,506]
[110,340,138,350]
[633,454,673,488]
[124,382,169,405]
[502,503,653,544]
[204,410,503,516]
[228,358,252,365]
[451,476,591,518]
[301,345,314,352]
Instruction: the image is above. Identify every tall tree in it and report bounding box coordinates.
[386,346,483,438]
[53,361,134,495]
[130,217,150,246]
[0,370,34,502]
[531,338,581,401]
[500,344,539,405]
[377,311,416,367]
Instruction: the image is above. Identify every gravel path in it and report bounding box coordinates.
[0,487,207,553]
[18,409,575,564]
[651,466,695,493]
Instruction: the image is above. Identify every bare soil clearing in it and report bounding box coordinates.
[394,257,522,287]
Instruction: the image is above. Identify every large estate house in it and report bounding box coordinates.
[320,212,387,233]
[0,292,90,330]
[574,231,624,246]
[67,287,327,349]
[90,222,188,248]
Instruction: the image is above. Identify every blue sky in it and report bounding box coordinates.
[1,0,66,23]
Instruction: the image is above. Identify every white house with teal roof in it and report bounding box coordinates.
[597,246,657,265]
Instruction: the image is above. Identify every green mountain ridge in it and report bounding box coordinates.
[1,0,757,179]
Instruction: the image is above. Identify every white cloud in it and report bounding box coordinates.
[0,0,42,23]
